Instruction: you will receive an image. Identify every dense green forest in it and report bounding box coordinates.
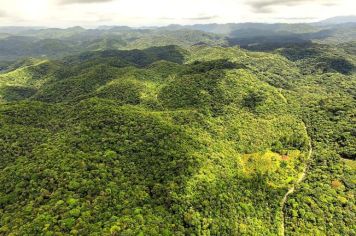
[0,20,355,235]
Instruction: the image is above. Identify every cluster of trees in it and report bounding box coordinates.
[284,144,355,235]
[279,44,355,235]
[0,43,354,235]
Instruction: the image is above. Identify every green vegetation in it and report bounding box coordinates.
[284,144,355,235]
[0,32,354,235]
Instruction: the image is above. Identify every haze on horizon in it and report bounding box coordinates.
[0,0,355,28]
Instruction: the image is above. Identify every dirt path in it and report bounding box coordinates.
[279,130,312,236]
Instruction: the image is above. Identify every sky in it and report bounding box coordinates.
[0,0,355,27]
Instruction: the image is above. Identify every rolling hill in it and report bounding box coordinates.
[1,17,356,61]
[0,42,355,235]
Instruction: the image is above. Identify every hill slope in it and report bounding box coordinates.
[0,45,355,235]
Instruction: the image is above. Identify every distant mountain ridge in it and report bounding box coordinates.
[1,15,356,33]
[317,15,356,25]
[0,16,355,61]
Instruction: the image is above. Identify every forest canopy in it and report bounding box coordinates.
[0,23,355,235]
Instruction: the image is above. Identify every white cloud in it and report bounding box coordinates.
[246,0,338,13]
[0,10,7,17]
[0,0,354,27]
[58,0,113,5]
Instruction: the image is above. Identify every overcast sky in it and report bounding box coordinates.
[0,0,354,27]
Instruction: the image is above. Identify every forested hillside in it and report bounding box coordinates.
[1,18,356,61]
[0,22,355,235]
